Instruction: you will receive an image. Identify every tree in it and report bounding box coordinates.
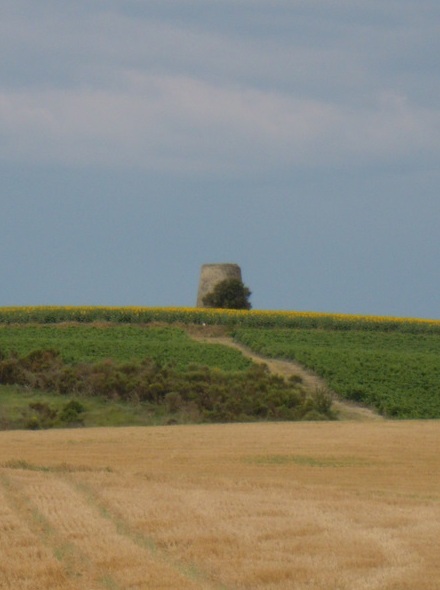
[202,278,252,310]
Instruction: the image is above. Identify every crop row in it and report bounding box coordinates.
[1,306,440,333]
[0,324,251,371]
[234,328,440,419]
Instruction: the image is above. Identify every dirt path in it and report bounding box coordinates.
[190,333,384,422]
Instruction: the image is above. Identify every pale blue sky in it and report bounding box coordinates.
[1,1,439,318]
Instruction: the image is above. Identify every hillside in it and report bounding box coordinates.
[0,323,334,430]
[1,306,440,424]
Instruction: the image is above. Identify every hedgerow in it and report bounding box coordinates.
[0,349,334,425]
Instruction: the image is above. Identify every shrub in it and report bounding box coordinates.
[164,392,183,413]
[26,401,58,429]
[59,400,85,424]
[26,416,41,430]
[203,279,252,310]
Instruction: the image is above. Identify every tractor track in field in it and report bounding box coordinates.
[189,333,384,422]
[0,468,226,590]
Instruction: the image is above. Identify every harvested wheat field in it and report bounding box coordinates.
[0,421,439,589]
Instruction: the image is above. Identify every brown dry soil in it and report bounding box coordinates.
[187,326,384,422]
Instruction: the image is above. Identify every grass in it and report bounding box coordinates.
[247,454,372,467]
[0,421,439,589]
[0,385,190,430]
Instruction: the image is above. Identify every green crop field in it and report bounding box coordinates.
[0,324,251,370]
[233,328,440,418]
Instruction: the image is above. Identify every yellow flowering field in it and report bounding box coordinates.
[0,305,439,333]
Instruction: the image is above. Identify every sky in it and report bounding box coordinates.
[1,0,440,318]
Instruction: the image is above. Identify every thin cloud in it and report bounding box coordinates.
[1,75,438,172]
[0,1,439,173]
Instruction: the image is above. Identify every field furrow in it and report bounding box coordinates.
[2,469,210,590]
[70,470,423,590]
[0,474,84,590]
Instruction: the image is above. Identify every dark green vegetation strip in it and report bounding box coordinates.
[234,328,440,419]
[247,455,373,468]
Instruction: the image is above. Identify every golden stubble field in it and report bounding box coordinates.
[0,421,439,590]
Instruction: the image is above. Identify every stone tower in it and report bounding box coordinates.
[196,263,242,307]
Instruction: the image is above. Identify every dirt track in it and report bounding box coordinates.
[190,333,384,422]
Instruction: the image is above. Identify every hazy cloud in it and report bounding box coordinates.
[1,78,438,172]
[1,0,438,173]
